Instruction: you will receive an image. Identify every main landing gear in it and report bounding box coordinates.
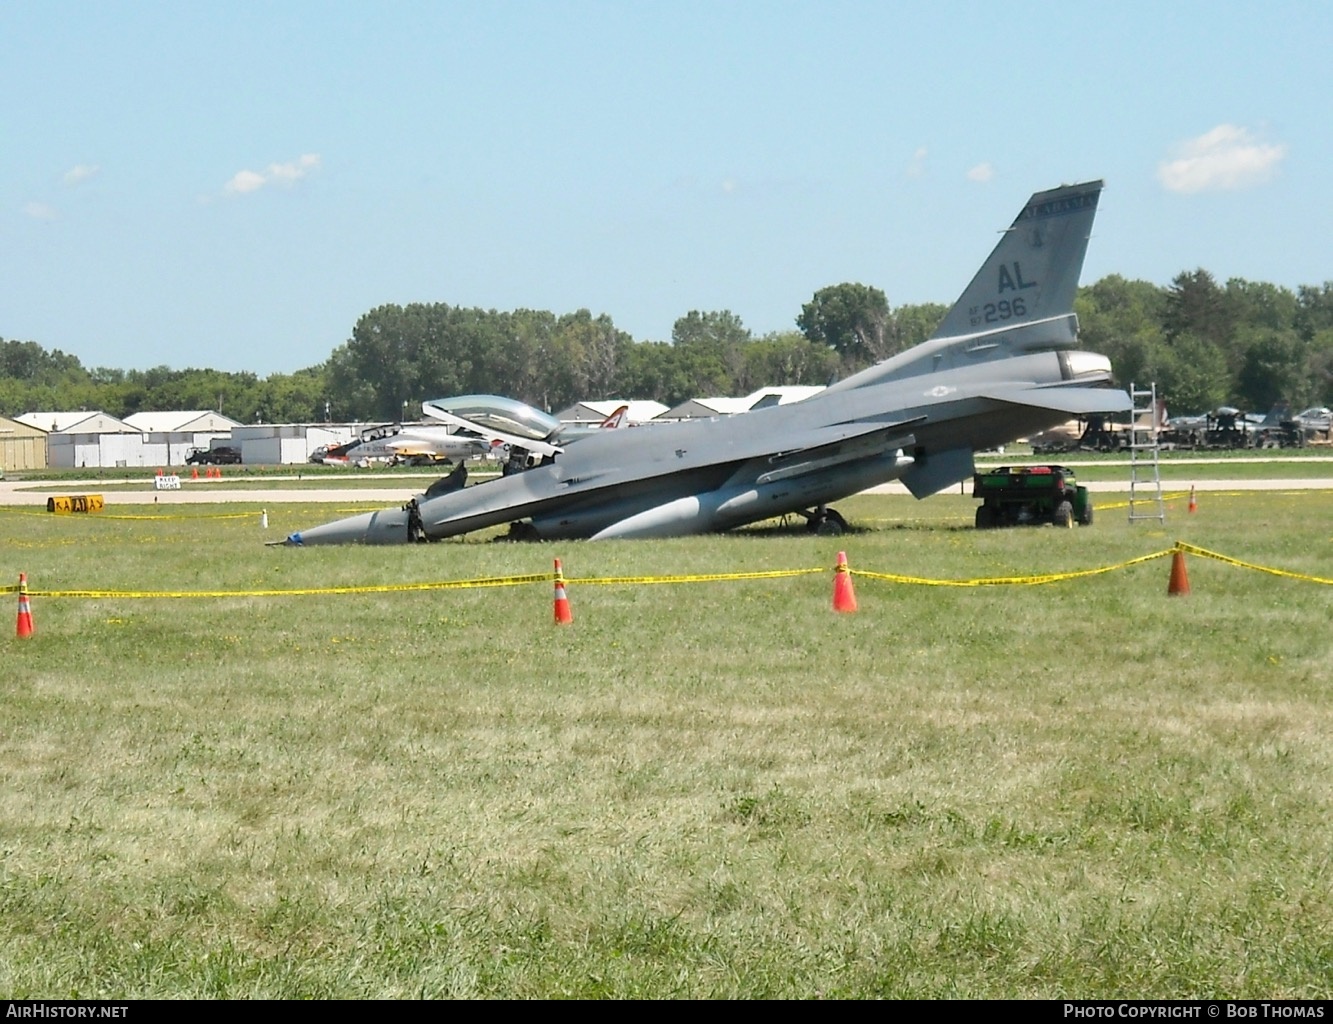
[800,505,848,536]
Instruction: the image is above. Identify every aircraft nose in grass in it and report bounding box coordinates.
[279,509,412,546]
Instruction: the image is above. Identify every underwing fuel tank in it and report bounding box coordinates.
[589,453,912,539]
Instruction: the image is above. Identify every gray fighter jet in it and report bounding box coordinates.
[285,179,1131,545]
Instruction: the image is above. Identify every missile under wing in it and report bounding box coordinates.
[285,180,1131,545]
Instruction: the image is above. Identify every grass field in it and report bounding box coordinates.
[2,486,1331,998]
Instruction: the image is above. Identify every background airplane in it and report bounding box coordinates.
[1291,406,1331,435]
[285,180,1132,545]
[313,422,493,467]
[1163,404,1303,447]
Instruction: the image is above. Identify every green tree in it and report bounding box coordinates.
[555,310,631,404]
[1154,334,1229,415]
[1225,278,1299,333]
[796,283,891,364]
[667,311,747,398]
[253,369,328,424]
[1295,283,1333,341]
[888,302,950,352]
[328,303,470,420]
[734,331,839,392]
[1075,275,1167,387]
[1163,269,1233,348]
[1236,330,1312,412]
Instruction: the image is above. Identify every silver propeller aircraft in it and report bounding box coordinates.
[285,179,1131,545]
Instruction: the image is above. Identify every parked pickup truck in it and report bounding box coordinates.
[185,445,243,466]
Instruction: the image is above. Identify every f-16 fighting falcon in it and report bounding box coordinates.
[285,180,1131,545]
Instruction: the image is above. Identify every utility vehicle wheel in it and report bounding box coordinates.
[1053,500,1074,528]
[1077,502,1094,526]
[975,505,997,530]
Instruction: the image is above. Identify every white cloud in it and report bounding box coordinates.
[268,153,321,184]
[23,201,58,221]
[224,169,267,195]
[1157,125,1286,194]
[63,164,100,186]
[906,147,927,177]
[966,162,994,183]
[224,153,321,196]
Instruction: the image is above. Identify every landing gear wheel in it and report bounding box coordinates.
[806,507,848,536]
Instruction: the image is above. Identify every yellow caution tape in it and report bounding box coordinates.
[4,543,1328,598]
[97,511,260,521]
[568,569,825,586]
[853,549,1174,587]
[12,573,549,599]
[1174,542,1333,585]
[0,506,263,521]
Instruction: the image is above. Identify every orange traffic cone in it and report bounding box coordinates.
[832,550,858,613]
[1167,548,1191,596]
[191,466,199,480]
[1188,485,1197,514]
[16,572,34,638]
[553,558,573,625]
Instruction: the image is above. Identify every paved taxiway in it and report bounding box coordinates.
[1,460,1331,507]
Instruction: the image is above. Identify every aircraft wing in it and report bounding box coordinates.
[426,416,923,540]
[520,415,923,501]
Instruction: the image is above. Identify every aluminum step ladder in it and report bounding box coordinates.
[1127,381,1166,524]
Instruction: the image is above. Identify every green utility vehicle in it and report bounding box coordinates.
[972,465,1093,528]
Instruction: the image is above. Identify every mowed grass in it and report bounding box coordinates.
[1,489,1331,998]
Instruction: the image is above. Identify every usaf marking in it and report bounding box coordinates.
[1020,191,1099,221]
[967,262,1037,326]
[997,262,1037,292]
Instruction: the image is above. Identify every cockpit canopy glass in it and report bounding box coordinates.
[422,395,561,441]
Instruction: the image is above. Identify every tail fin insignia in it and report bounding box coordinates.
[932,180,1103,341]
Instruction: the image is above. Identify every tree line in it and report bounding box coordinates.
[2,271,1331,424]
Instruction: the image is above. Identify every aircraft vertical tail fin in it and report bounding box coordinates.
[931,180,1104,341]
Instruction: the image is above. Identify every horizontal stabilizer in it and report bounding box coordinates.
[981,385,1132,416]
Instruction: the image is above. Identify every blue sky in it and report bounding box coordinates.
[3,1,1329,376]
